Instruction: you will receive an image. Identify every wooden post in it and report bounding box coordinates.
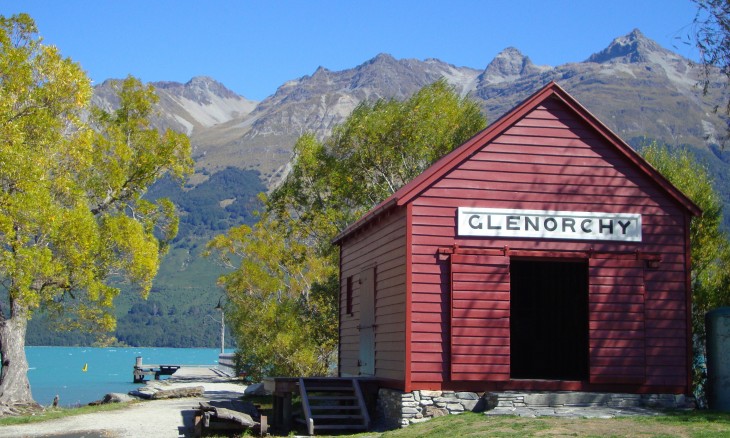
[220,310,225,355]
[283,392,292,431]
[133,357,145,383]
[259,415,268,437]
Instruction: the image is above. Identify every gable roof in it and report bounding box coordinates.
[333,81,702,244]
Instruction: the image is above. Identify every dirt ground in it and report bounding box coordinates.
[0,379,248,438]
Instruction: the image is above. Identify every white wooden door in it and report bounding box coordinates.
[358,266,376,376]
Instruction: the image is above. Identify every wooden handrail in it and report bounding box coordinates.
[352,379,371,430]
[298,378,315,436]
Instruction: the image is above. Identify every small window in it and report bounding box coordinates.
[346,276,353,316]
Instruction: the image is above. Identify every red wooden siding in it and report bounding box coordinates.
[339,208,407,382]
[450,253,510,381]
[408,97,689,391]
[588,257,645,384]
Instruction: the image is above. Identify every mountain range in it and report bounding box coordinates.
[95,29,727,189]
[29,29,729,348]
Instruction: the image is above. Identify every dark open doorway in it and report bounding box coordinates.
[510,259,589,380]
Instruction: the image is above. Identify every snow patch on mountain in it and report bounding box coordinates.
[438,64,481,97]
[154,77,259,131]
[170,93,257,128]
[172,114,195,135]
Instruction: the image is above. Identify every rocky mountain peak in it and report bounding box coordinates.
[367,53,398,65]
[310,66,333,81]
[153,76,243,105]
[586,28,674,64]
[346,52,444,99]
[478,47,545,84]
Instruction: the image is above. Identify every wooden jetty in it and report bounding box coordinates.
[133,357,182,383]
[132,356,229,383]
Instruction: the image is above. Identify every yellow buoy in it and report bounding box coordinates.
[82,363,88,372]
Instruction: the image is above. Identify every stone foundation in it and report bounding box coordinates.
[485,391,695,410]
[377,388,485,427]
[376,389,695,427]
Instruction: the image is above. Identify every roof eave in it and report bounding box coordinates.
[332,197,399,244]
[546,85,703,217]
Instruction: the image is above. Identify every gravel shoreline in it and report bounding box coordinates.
[0,369,248,438]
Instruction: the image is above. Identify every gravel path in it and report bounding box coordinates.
[0,372,248,438]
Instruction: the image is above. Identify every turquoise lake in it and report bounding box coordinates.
[26,346,230,407]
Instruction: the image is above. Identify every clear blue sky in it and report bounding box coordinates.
[2,0,700,101]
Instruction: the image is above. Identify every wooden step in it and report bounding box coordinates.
[314,424,368,431]
[309,405,360,411]
[304,385,353,391]
[308,395,357,401]
[298,377,371,435]
[311,414,364,420]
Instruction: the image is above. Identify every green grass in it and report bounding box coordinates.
[340,410,730,438]
[4,400,730,437]
[0,402,133,426]
[233,394,730,437]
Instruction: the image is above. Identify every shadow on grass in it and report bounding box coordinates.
[650,409,730,424]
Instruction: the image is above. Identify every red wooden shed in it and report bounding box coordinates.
[333,82,701,398]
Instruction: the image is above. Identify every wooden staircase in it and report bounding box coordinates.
[298,378,370,435]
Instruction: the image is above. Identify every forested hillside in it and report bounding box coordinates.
[26,167,263,347]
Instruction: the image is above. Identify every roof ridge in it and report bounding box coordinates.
[334,81,700,244]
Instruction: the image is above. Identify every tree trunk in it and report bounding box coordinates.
[0,302,37,413]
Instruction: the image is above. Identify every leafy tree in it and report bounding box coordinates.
[0,14,192,412]
[269,79,486,235]
[641,142,730,402]
[208,79,486,380]
[691,0,730,143]
[208,212,338,381]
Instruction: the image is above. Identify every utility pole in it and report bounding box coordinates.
[215,297,225,354]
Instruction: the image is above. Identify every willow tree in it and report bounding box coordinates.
[691,0,729,143]
[208,79,486,380]
[0,14,192,412]
[641,142,730,400]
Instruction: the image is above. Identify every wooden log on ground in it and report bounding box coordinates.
[150,385,205,400]
[209,407,256,427]
[197,402,256,427]
[195,401,267,436]
[198,401,215,411]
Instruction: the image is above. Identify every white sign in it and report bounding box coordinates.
[457,207,642,242]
